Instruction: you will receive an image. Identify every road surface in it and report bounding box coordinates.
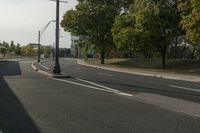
[0,59,199,133]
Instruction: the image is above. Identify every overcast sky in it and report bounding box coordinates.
[0,0,78,48]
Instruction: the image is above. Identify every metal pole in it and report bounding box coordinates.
[53,0,61,74]
[38,31,41,63]
[53,42,55,61]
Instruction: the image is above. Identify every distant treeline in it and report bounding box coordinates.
[0,41,52,58]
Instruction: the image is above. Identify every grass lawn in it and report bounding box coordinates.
[85,58,200,76]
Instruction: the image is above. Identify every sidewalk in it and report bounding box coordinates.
[78,60,200,83]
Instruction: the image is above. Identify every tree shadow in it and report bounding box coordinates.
[0,78,41,133]
[0,61,22,76]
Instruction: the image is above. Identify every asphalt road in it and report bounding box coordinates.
[0,59,200,133]
[42,59,200,103]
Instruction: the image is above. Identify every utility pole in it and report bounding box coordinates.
[38,31,41,63]
[53,42,55,61]
[53,0,61,74]
[38,20,55,63]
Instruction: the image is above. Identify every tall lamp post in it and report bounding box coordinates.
[50,0,67,74]
[38,20,56,63]
[53,0,61,73]
[38,31,41,63]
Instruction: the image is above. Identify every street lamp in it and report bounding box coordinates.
[38,20,56,63]
[49,0,67,74]
[49,0,68,3]
[52,0,61,73]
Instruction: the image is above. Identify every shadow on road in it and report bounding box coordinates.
[0,61,41,133]
[0,61,22,77]
[0,77,41,133]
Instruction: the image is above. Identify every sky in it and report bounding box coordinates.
[0,0,78,48]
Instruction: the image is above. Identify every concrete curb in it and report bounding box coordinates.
[77,60,200,83]
[31,62,70,78]
[31,63,38,71]
[40,60,53,64]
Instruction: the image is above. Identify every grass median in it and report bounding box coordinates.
[85,58,200,76]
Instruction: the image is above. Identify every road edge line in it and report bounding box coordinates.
[31,62,38,71]
[31,62,53,78]
[53,78,133,97]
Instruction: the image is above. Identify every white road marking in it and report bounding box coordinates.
[39,63,50,70]
[31,63,38,71]
[98,72,114,77]
[170,85,200,93]
[76,78,118,93]
[52,78,133,97]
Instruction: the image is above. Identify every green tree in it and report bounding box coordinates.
[0,41,9,58]
[44,46,51,58]
[25,44,34,56]
[132,0,181,69]
[2,41,9,49]
[112,14,140,57]
[61,0,121,64]
[9,41,15,53]
[0,47,7,58]
[14,44,21,57]
[179,0,200,58]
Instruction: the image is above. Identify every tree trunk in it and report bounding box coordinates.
[162,50,166,69]
[100,52,105,64]
[129,51,133,58]
[174,37,178,59]
[181,40,187,59]
[191,45,196,59]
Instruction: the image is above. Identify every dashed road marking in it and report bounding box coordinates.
[98,72,114,77]
[170,85,200,93]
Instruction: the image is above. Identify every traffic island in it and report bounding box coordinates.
[31,62,70,79]
[53,73,71,78]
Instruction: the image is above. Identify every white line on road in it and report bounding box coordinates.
[98,72,114,77]
[53,78,133,97]
[31,63,38,71]
[170,85,200,93]
[76,78,118,93]
[39,63,50,70]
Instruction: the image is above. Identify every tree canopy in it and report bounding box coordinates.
[112,0,181,68]
[61,0,123,64]
[179,0,200,45]
[61,0,200,68]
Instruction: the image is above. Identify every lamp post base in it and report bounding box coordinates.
[53,64,61,74]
